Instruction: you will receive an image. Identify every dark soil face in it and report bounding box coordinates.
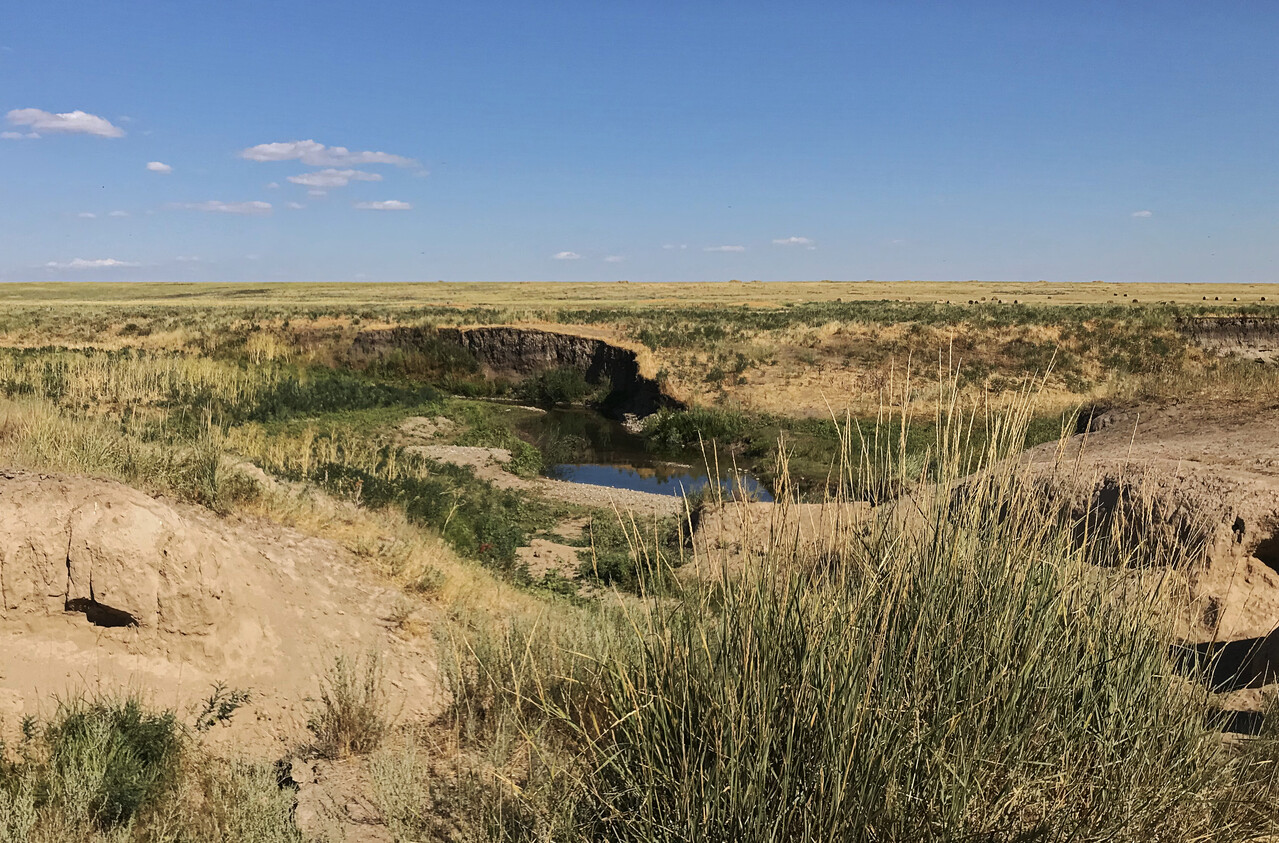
[440,326,682,419]
[1253,531,1279,574]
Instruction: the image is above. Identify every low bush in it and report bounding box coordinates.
[517,367,602,408]
[0,692,298,841]
[308,652,388,759]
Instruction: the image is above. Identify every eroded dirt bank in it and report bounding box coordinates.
[1180,315,1279,364]
[354,324,683,418]
[444,325,683,417]
[0,469,444,756]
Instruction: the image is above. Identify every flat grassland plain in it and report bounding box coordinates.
[4,279,1275,306]
[0,280,1278,841]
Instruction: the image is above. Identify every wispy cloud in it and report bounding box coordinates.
[240,139,419,169]
[603,255,625,263]
[1131,210,1153,218]
[108,210,130,217]
[77,212,97,219]
[662,243,688,250]
[288,168,383,188]
[1,131,38,140]
[704,245,746,253]
[168,200,273,215]
[286,201,305,210]
[174,255,201,262]
[45,258,139,269]
[146,161,173,173]
[7,108,124,138]
[552,251,582,260]
[354,200,411,210]
[772,236,814,246]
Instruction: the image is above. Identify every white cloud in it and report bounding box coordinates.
[108,210,130,217]
[704,245,746,253]
[77,212,97,219]
[266,182,280,189]
[354,200,411,210]
[239,139,419,169]
[169,200,273,215]
[45,258,139,269]
[287,168,383,188]
[1,131,38,140]
[286,201,305,210]
[1132,210,1153,218]
[552,251,582,260]
[603,255,625,263]
[307,189,327,197]
[7,108,124,138]
[662,243,688,250]
[174,255,201,262]
[146,161,173,173]
[773,236,814,246]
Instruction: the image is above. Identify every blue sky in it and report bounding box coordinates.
[2,1,1276,283]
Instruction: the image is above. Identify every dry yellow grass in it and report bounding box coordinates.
[0,279,1275,309]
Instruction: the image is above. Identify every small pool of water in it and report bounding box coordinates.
[515,407,773,501]
[550,462,772,500]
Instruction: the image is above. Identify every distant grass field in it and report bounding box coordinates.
[0,279,1275,308]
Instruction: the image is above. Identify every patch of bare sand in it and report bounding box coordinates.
[0,469,444,758]
[516,538,582,579]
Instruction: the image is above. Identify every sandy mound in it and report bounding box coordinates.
[1026,404,1279,643]
[0,469,444,755]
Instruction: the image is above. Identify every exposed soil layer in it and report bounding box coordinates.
[441,325,683,418]
[0,469,444,756]
[1024,402,1279,702]
[1180,315,1279,364]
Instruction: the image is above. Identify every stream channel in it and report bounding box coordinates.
[514,407,773,501]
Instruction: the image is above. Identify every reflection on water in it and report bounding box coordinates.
[550,462,773,500]
[516,407,772,500]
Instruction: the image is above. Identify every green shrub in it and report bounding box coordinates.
[308,652,388,759]
[580,513,685,591]
[42,696,183,830]
[518,367,597,408]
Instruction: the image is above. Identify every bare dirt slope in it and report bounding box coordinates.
[1026,402,1279,644]
[0,469,444,756]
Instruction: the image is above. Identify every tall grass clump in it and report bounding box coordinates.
[308,652,389,759]
[463,381,1278,841]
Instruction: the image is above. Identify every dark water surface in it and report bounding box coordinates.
[515,407,772,501]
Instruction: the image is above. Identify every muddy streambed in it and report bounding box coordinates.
[515,407,772,501]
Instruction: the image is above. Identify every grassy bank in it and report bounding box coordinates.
[441,397,1279,842]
